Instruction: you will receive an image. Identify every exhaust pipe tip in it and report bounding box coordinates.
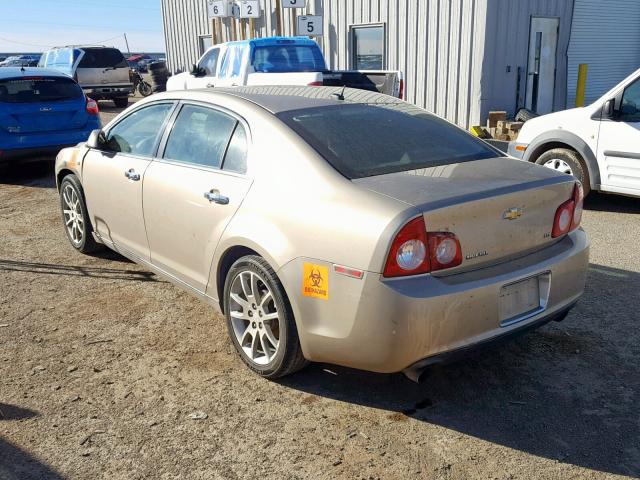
[403,364,429,383]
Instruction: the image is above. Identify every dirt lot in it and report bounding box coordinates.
[1,103,639,479]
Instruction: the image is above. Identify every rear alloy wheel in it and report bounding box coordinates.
[223,255,307,378]
[535,148,591,196]
[59,175,101,254]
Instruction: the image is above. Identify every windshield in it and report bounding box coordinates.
[0,77,84,103]
[251,44,326,73]
[277,104,498,179]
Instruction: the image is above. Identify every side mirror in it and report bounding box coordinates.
[190,64,206,78]
[603,98,621,120]
[86,129,107,150]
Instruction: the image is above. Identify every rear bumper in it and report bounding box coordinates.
[83,85,133,99]
[0,127,96,162]
[278,228,589,373]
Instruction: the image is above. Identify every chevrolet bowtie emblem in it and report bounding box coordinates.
[503,207,523,220]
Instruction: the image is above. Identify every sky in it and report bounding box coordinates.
[0,0,165,53]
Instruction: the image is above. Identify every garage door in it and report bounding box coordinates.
[567,0,640,107]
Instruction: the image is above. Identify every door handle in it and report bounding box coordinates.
[204,189,229,205]
[124,168,140,181]
[206,83,215,88]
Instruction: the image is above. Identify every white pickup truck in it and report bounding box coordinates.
[509,67,640,197]
[167,36,404,99]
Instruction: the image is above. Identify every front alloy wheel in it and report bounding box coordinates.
[62,184,85,247]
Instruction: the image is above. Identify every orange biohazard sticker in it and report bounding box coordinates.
[302,263,329,300]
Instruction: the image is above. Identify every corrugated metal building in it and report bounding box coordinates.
[161,0,640,128]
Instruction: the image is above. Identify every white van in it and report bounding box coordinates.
[509,67,640,198]
[39,46,133,107]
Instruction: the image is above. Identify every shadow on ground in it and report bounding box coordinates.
[0,437,63,480]
[0,161,56,189]
[0,403,38,421]
[281,263,640,477]
[0,258,159,283]
[584,191,640,214]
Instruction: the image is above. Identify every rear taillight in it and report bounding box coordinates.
[383,217,462,277]
[427,232,463,272]
[552,181,583,238]
[571,182,584,231]
[86,97,99,115]
[307,81,322,86]
[399,79,404,100]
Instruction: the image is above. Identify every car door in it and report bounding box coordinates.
[597,77,640,194]
[143,102,252,292]
[186,47,221,89]
[82,102,176,261]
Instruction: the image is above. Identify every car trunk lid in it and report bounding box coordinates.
[353,157,576,272]
[0,76,89,134]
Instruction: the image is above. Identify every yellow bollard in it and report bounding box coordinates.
[575,64,588,107]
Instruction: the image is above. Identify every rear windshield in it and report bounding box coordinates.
[251,45,326,73]
[277,104,498,179]
[78,48,127,68]
[0,77,84,103]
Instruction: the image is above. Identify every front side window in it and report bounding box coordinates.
[0,77,83,103]
[163,104,237,168]
[105,103,174,156]
[277,104,497,179]
[199,48,220,76]
[351,24,385,70]
[620,78,640,123]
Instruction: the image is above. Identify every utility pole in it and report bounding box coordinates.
[123,33,131,55]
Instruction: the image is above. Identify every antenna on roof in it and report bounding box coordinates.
[330,85,346,101]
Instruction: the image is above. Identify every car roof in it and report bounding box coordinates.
[200,86,407,114]
[0,67,72,79]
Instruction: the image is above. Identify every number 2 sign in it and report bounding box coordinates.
[239,0,260,18]
[296,15,323,36]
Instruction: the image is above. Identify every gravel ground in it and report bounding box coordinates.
[0,105,639,479]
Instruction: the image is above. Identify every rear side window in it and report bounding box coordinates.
[277,104,498,179]
[222,124,248,174]
[0,77,83,103]
[78,48,127,68]
[105,103,174,156]
[252,45,326,73]
[163,105,237,168]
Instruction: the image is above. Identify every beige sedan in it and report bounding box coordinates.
[55,86,589,380]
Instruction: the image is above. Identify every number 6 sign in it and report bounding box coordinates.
[296,15,323,36]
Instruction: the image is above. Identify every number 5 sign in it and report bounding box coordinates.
[296,15,323,36]
[282,0,306,7]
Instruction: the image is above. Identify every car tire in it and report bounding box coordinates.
[113,97,129,108]
[59,175,102,254]
[535,148,591,196]
[223,255,307,379]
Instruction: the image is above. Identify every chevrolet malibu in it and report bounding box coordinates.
[55,86,589,380]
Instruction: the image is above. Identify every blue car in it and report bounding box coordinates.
[0,67,101,163]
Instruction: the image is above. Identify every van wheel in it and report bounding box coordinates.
[535,148,591,196]
[223,255,307,379]
[59,175,102,254]
[113,97,128,108]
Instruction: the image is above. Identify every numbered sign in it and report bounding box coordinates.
[283,0,306,8]
[239,0,260,18]
[208,0,232,18]
[297,15,323,36]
